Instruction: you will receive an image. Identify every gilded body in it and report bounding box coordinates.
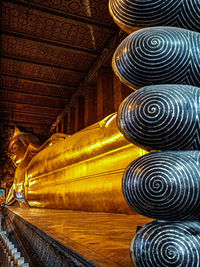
[8,113,146,214]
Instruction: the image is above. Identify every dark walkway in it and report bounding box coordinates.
[0,212,5,267]
[0,242,4,267]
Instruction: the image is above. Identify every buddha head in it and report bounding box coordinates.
[9,126,40,166]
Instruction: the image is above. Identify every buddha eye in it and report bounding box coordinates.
[12,144,16,152]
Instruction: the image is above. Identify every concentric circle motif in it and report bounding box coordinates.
[131,221,200,267]
[112,27,200,89]
[122,151,200,220]
[109,0,200,33]
[117,84,200,151]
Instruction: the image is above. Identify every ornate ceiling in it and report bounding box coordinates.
[1,0,120,132]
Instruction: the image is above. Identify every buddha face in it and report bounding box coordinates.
[10,138,27,166]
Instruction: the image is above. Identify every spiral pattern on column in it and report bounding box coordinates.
[109,0,200,33]
[117,84,200,151]
[123,151,200,220]
[112,27,200,89]
[131,221,200,267]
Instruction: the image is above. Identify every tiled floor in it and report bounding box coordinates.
[7,207,152,267]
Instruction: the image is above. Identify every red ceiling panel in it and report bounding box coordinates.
[22,0,114,24]
[2,2,114,52]
[1,110,55,125]
[1,76,75,98]
[0,100,61,116]
[0,0,117,132]
[1,58,84,85]
[2,35,96,71]
[0,89,67,108]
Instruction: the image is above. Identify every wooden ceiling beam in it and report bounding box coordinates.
[1,55,86,74]
[3,0,116,29]
[51,30,127,131]
[1,110,56,120]
[0,100,61,117]
[1,88,68,101]
[0,119,51,129]
[1,119,51,126]
[1,75,76,98]
[0,72,77,87]
[2,108,58,118]
[0,98,63,111]
[1,88,67,109]
[1,111,53,124]
[2,30,98,55]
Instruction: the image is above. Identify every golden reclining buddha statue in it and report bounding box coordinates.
[7,113,146,214]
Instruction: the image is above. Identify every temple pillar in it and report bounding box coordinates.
[0,214,2,231]
[75,96,85,132]
[85,85,97,127]
[60,119,64,133]
[97,68,114,121]
[113,74,133,112]
[56,123,59,133]
[67,107,75,135]
[58,122,62,133]
[61,114,68,133]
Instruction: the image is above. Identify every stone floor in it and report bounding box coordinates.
[7,207,152,267]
